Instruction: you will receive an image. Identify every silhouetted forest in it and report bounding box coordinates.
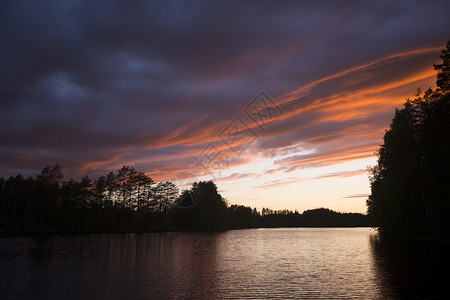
[367,40,450,237]
[0,164,373,235]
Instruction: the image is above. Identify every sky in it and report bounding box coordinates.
[1,0,450,213]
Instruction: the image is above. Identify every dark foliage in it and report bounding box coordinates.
[0,163,372,235]
[174,181,228,231]
[0,163,178,234]
[260,208,374,228]
[228,204,261,229]
[367,40,450,237]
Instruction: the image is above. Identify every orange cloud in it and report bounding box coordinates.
[81,155,122,171]
[76,45,442,185]
[279,45,441,102]
[276,144,377,170]
[253,169,368,190]
[251,46,440,135]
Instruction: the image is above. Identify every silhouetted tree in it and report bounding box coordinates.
[228,204,261,228]
[0,163,372,235]
[37,162,64,185]
[175,181,228,231]
[367,40,450,237]
[0,164,170,234]
[434,40,450,94]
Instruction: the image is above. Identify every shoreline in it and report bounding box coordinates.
[1,225,377,238]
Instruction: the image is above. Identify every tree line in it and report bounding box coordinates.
[367,40,450,237]
[0,164,180,234]
[0,164,373,235]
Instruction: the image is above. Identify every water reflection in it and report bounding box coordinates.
[0,233,224,299]
[370,234,450,299]
[87,233,222,299]
[1,229,448,299]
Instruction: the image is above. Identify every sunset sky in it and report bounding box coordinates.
[1,1,450,213]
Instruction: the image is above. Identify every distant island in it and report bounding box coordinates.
[0,165,373,236]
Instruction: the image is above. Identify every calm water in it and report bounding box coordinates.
[0,228,448,299]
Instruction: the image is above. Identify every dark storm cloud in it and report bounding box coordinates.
[1,0,449,179]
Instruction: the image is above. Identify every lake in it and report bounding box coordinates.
[0,228,448,299]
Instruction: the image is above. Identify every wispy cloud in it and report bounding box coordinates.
[253,177,302,190]
[275,145,377,170]
[311,169,368,180]
[343,194,370,199]
[253,168,367,190]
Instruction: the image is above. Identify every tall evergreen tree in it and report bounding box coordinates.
[367,40,450,236]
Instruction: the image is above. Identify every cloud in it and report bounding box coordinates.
[253,168,367,190]
[216,172,257,182]
[253,177,302,190]
[0,0,449,180]
[311,169,368,180]
[274,144,377,170]
[343,194,370,199]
